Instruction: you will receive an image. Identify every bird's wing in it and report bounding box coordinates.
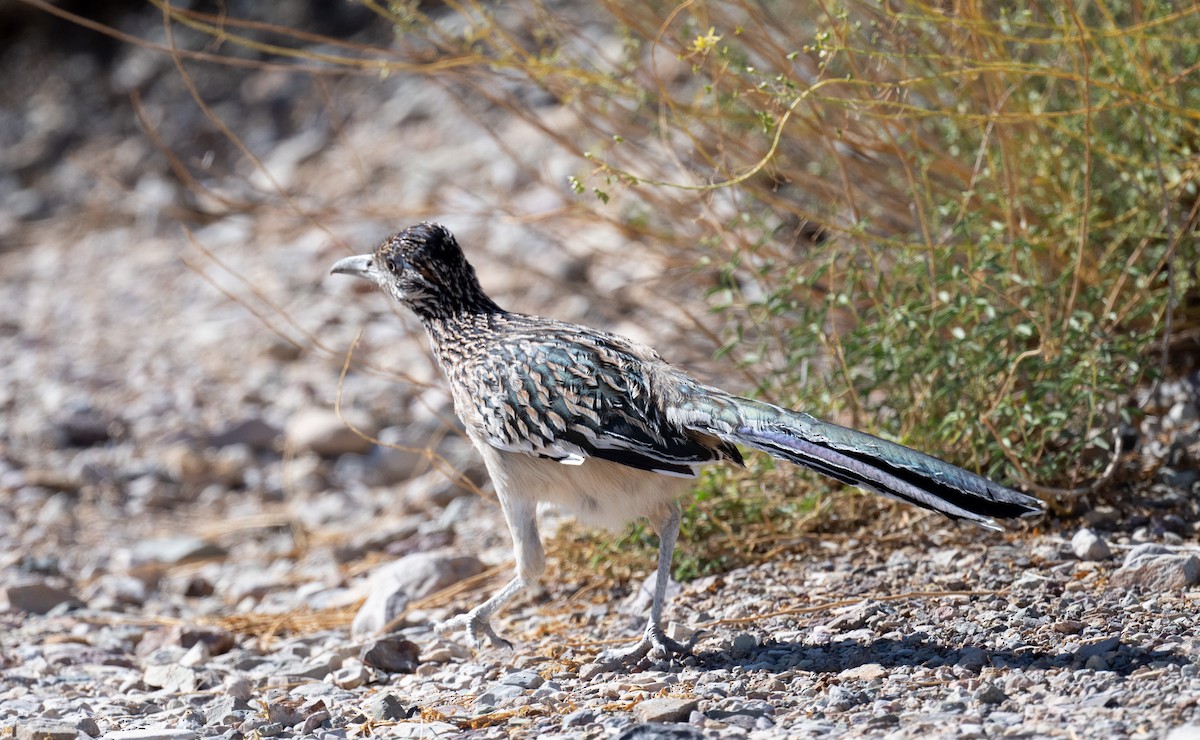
[463,325,742,477]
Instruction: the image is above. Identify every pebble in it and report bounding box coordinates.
[838,663,887,681]
[16,720,82,740]
[205,417,282,450]
[351,550,485,638]
[1,580,79,614]
[615,723,705,739]
[131,536,227,565]
[206,695,253,726]
[500,669,544,689]
[358,636,419,673]
[974,683,1008,705]
[1110,552,1200,590]
[285,408,375,458]
[563,708,597,727]
[142,661,199,693]
[1071,528,1112,561]
[730,632,758,658]
[365,693,410,721]
[633,697,699,723]
[103,731,199,740]
[475,682,526,708]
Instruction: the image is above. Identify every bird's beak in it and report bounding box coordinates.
[330,254,374,279]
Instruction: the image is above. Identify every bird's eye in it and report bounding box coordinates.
[384,257,398,273]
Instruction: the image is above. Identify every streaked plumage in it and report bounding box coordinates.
[332,222,1043,663]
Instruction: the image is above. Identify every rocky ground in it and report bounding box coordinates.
[3,3,1200,739]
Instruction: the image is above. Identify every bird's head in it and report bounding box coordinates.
[330,222,501,320]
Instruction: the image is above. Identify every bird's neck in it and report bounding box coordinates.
[414,294,506,328]
[408,285,505,324]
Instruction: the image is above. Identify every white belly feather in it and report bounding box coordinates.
[475,441,693,531]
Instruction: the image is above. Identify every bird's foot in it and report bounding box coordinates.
[597,623,696,666]
[434,609,513,651]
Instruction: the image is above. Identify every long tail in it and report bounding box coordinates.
[676,391,1043,530]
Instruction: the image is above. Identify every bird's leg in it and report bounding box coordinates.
[599,502,692,665]
[434,575,524,649]
[436,495,543,650]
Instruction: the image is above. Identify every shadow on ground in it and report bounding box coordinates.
[694,636,1191,677]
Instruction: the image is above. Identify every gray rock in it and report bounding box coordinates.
[500,669,544,689]
[206,695,253,726]
[143,661,199,693]
[54,404,122,447]
[205,417,281,450]
[295,652,344,680]
[300,709,332,734]
[974,683,1007,705]
[1082,506,1120,529]
[368,426,430,484]
[224,676,253,702]
[825,685,868,711]
[1,579,79,614]
[403,469,471,510]
[351,550,485,638]
[132,535,227,565]
[827,601,876,631]
[330,659,368,689]
[366,693,409,721]
[82,573,148,609]
[839,662,888,680]
[730,633,757,658]
[359,636,419,673]
[1110,552,1200,590]
[1124,543,1174,565]
[615,723,705,740]
[1160,468,1200,490]
[578,662,610,680]
[16,719,82,740]
[74,718,100,738]
[179,640,210,667]
[285,408,374,458]
[1071,528,1112,561]
[1075,635,1121,662]
[104,731,199,740]
[633,697,698,723]
[475,682,526,708]
[563,708,597,728]
[956,647,987,672]
[264,698,310,728]
[136,624,236,658]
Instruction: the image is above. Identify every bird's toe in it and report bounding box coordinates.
[435,611,513,651]
[597,624,693,666]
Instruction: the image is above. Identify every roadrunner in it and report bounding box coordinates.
[331,222,1043,663]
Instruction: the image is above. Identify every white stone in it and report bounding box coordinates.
[1071,528,1112,561]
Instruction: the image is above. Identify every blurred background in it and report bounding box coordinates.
[1,0,1199,648]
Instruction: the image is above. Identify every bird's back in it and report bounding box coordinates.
[424,311,743,477]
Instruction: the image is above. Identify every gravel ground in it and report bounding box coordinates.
[3,4,1200,739]
[3,506,1200,739]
